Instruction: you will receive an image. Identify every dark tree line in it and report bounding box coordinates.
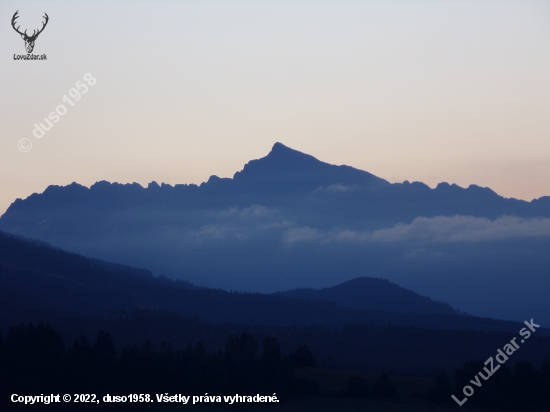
[0,324,318,411]
[33,308,550,380]
[426,359,550,411]
[342,373,396,400]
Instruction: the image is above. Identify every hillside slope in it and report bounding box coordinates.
[275,277,457,315]
[0,231,533,335]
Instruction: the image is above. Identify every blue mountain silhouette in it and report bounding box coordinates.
[1,143,549,325]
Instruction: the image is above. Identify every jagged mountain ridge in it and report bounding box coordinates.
[2,143,548,225]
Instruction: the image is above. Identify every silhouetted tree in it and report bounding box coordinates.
[225,332,258,365]
[425,370,452,404]
[343,375,369,398]
[94,331,116,361]
[373,373,396,398]
[511,360,538,403]
[290,344,317,368]
[262,335,281,365]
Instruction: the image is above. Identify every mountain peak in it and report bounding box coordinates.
[265,142,322,167]
[231,142,388,190]
[234,143,323,180]
[271,142,289,151]
[269,142,303,155]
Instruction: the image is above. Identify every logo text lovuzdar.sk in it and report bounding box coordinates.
[11,10,49,60]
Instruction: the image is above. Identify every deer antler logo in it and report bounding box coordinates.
[11,11,49,54]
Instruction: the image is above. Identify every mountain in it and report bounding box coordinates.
[231,142,389,193]
[275,277,457,315]
[1,143,549,325]
[0,230,533,334]
[3,143,548,227]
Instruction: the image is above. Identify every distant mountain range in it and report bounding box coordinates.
[1,143,549,325]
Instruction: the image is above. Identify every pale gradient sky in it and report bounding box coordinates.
[1,0,549,215]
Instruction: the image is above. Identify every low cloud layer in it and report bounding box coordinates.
[284,215,550,244]
[87,206,550,247]
[314,184,359,193]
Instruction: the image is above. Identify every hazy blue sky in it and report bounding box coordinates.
[1,0,549,215]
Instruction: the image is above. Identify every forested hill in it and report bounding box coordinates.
[275,277,457,315]
[0,231,542,336]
